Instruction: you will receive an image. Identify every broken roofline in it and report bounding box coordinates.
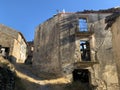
[105,12,120,30]
[55,7,120,19]
[76,7,120,14]
[57,7,120,14]
[54,7,120,15]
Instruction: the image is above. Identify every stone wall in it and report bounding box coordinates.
[92,18,119,90]
[0,31,14,55]
[25,41,33,64]
[0,24,27,63]
[33,15,61,76]
[0,24,18,39]
[111,16,120,88]
[74,13,119,89]
[33,12,120,89]
[12,33,27,63]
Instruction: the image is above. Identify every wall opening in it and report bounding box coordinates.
[0,47,10,58]
[80,40,91,61]
[72,69,90,83]
[79,18,88,32]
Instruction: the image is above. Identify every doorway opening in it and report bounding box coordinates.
[72,69,90,83]
[72,69,92,90]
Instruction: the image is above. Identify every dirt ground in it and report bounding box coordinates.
[0,57,91,90]
[15,63,91,90]
[14,63,71,90]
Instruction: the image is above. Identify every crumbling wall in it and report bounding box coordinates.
[33,12,120,89]
[111,16,120,87]
[25,41,33,64]
[0,24,18,56]
[58,14,77,79]
[33,13,79,78]
[0,24,18,39]
[0,24,27,63]
[33,15,61,76]
[74,13,119,90]
[92,18,119,90]
[0,31,14,55]
[12,33,27,63]
[18,34,27,62]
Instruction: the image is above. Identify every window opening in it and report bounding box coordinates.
[79,18,88,32]
[80,40,91,61]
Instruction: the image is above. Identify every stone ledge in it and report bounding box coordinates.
[74,61,98,68]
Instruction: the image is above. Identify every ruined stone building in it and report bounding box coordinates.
[25,41,34,64]
[0,24,27,63]
[33,8,120,90]
[105,12,120,89]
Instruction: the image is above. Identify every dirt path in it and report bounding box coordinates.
[0,57,91,90]
[14,64,70,90]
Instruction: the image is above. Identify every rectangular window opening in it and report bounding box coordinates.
[79,18,88,32]
[80,40,91,61]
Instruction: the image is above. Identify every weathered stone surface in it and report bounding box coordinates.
[91,18,119,90]
[0,24,27,63]
[110,16,120,88]
[25,41,34,64]
[33,16,61,76]
[33,11,120,90]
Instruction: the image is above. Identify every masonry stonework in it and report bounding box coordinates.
[109,16,120,88]
[33,9,120,90]
[0,24,27,63]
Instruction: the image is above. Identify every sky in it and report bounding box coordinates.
[0,0,120,41]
